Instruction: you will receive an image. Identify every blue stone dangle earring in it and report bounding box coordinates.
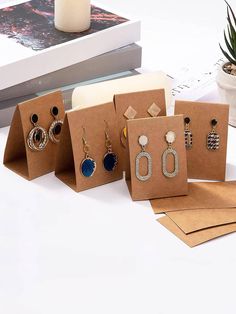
[103,121,118,171]
[80,127,97,178]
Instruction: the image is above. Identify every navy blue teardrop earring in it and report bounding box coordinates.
[80,127,97,178]
[103,121,118,172]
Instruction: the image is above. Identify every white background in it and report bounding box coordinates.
[1,0,236,313]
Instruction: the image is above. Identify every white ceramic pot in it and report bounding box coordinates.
[216,62,236,127]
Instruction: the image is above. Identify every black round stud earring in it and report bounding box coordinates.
[48,106,63,144]
[27,113,49,151]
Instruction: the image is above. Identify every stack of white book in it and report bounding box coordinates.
[0,0,141,126]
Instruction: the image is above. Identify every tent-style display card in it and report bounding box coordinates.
[126,115,188,201]
[55,102,123,192]
[151,181,236,213]
[158,216,236,247]
[3,91,65,180]
[175,100,229,180]
[114,89,166,175]
[166,208,236,234]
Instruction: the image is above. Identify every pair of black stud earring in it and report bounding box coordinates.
[184,117,220,150]
[27,106,63,151]
[80,122,118,178]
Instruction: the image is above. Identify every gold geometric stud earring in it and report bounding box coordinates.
[48,106,64,144]
[147,102,161,117]
[27,113,49,151]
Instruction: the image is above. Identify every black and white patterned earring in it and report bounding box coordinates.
[48,106,63,144]
[27,113,48,151]
[135,135,152,181]
[184,117,193,149]
[207,118,220,151]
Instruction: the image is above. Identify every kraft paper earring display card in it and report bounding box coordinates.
[114,89,166,176]
[166,208,236,234]
[158,215,236,247]
[175,100,229,181]
[3,91,65,180]
[151,181,236,213]
[126,115,188,201]
[55,102,123,192]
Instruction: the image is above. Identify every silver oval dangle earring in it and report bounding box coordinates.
[135,135,152,181]
[48,106,64,144]
[103,121,118,172]
[27,113,49,151]
[162,131,179,178]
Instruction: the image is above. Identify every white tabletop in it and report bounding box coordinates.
[1,1,236,313]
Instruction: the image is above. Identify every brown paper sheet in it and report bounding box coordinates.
[158,216,236,247]
[151,181,236,213]
[175,100,229,181]
[166,208,236,234]
[126,115,188,200]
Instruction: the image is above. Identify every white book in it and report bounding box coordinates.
[0,0,141,90]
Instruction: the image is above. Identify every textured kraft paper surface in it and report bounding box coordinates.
[126,115,188,200]
[3,91,65,180]
[158,216,236,247]
[166,208,236,234]
[175,100,229,181]
[55,102,123,192]
[151,181,236,213]
[114,89,166,175]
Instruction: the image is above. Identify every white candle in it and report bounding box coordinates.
[55,0,91,33]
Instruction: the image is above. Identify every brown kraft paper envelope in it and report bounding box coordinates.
[126,115,188,200]
[114,89,166,176]
[166,208,236,234]
[151,181,236,213]
[175,100,229,180]
[158,215,236,247]
[55,102,123,192]
[3,91,65,180]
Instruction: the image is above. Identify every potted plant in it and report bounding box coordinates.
[216,1,236,126]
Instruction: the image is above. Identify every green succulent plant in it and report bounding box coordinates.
[220,1,236,66]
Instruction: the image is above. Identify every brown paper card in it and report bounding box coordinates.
[167,208,236,234]
[55,102,123,192]
[175,100,229,180]
[114,89,166,175]
[158,215,236,247]
[151,181,236,213]
[3,91,65,180]
[126,115,188,200]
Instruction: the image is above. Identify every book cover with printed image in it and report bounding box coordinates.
[0,0,140,89]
